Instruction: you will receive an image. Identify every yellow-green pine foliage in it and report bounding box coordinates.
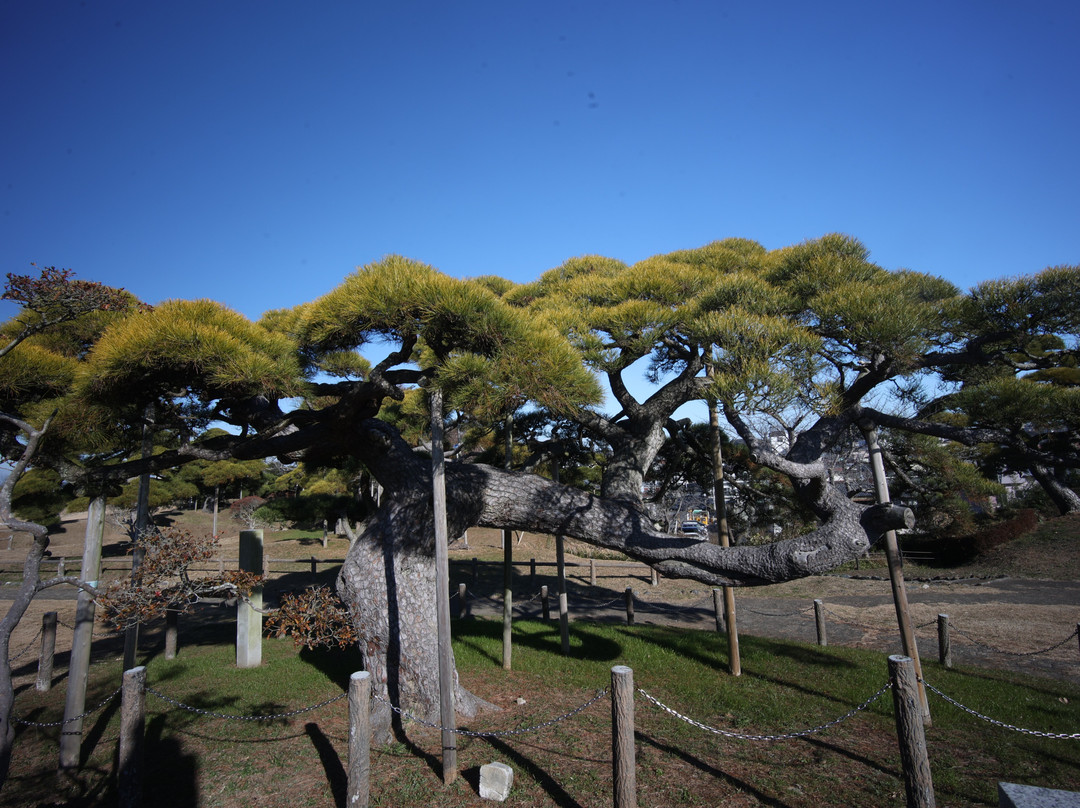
[79,299,305,407]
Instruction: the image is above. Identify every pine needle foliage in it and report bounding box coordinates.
[79,299,304,407]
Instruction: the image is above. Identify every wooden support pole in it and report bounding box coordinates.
[650,568,659,586]
[712,589,724,633]
[611,666,637,808]
[889,655,936,808]
[861,421,930,724]
[708,386,741,677]
[552,461,571,656]
[310,555,318,583]
[937,615,951,669]
[530,558,536,589]
[624,587,634,626]
[814,599,828,647]
[236,530,264,668]
[430,389,457,783]
[458,583,468,619]
[118,665,147,808]
[164,611,178,660]
[590,558,596,587]
[541,585,550,620]
[348,671,371,808]
[501,413,514,673]
[60,494,105,770]
[36,611,57,692]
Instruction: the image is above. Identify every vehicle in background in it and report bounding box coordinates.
[680,521,704,537]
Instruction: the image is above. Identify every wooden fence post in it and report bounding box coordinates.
[541,585,550,621]
[590,559,596,587]
[237,530,264,668]
[712,589,724,633]
[310,555,318,583]
[118,665,147,808]
[814,600,827,647]
[611,665,637,808]
[36,611,57,692]
[165,610,178,660]
[458,583,468,619]
[530,558,536,589]
[57,557,65,577]
[624,587,634,626]
[472,557,478,583]
[937,615,951,669]
[888,655,936,808]
[348,671,371,808]
[59,494,105,770]
[650,568,659,586]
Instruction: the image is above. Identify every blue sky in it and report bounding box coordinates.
[3,1,1078,329]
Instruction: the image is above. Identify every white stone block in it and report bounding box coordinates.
[479,762,514,801]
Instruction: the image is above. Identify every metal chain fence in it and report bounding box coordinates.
[637,683,894,742]
[372,688,609,738]
[923,681,1080,740]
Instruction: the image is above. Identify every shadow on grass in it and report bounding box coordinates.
[478,734,586,808]
[636,730,794,808]
[451,618,622,665]
[305,722,346,808]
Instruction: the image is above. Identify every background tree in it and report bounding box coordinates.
[0,266,139,787]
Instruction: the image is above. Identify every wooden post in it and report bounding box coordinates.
[590,558,596,587]
[552,460,571,655]
[57,557,65,577]
[310,555,318,582]
[708,389,741,676]
[624,587,634,626]
[36,611,57,692]
[937,614,951,668]
[236,530,264,668]
[502,413,514,672]
[430,388,457,782]
[118,665,147,808]
[611,665,637,808]
[60,494,105,769]
[541,585,550,621]
[348,671,371,808]
[458,583,468,619]
[814,599,827,646]
[472,557,478,583]
[712,589,724,633]
[650,568,659,586]
[165,610,178,660]
[861,421,930,724]
[889,655,936,808]
[530,558,536,589]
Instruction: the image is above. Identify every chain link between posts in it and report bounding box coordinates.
[923,681,1080,740]
[371,688,609,738]
[145,686,346,721]
[637,683,894,742]
[8,627,43,662]
[13,686,123,728]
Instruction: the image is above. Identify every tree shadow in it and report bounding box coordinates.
[636,731,794,808]
[305,722,346,808]
[138,713,200,808]
[478,734,585,808]
[451,618,622,664]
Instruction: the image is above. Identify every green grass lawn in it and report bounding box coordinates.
[6,616,1080,807]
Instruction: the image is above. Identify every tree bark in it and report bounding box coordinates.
[337,417,906,742]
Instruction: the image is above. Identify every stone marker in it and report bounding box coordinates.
[479,762,514,801]
[999,782,1080,808]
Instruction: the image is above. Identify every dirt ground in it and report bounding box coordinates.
[3,511,1079,688]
